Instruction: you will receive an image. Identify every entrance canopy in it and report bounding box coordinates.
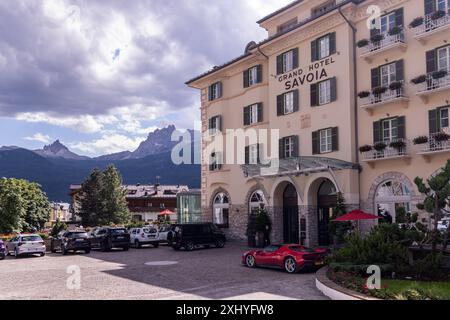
[242,156,360,178]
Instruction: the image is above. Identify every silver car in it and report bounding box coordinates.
[7,234,46,258]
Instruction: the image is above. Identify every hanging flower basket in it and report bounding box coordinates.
[357,39,369,48]
[372,86,388,95]
[370,34,384,43]
[432,70,448,79]
[434,132,449,142]
[359,145,373,153]
[431,10,446,20]
[373,142,387,152]
[388,26,403,36]
[411,75,427,84]
[358,91,370,98]
[413,136,429,145]
[409,17,424,28]
[389,140,406,150]
[389,81,403,91]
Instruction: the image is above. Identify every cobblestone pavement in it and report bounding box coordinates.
[0,242,327,300]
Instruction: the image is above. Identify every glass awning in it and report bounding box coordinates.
[241,156,360,178]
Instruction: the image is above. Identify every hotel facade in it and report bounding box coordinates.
[186,0,450,246]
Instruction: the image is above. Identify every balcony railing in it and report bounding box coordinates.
[416,72,450,94]
[360,31,406,58]
[413,12,450,38]
[360,81,408,110]
[361,139,409,162]
[419,134,450,154]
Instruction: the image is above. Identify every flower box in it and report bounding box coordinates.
[389,81,403,91]
[388,26,403,36]
[409,17,424,28]
[413,136,429,145]
[372,86,388,95]
[431,10,446,20]
[434,132,449,142]
[359,145,373,153]
[357,39,369,48]
[432,70,448,80]
[389,140,406,150]
[358,91,370,98]
[373,142,387,152]
[411,75,427,84]
[370,34,384,43]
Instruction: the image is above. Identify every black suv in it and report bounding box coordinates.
[90,227,130,252]
[51,230,91,255]
[169,223,226,251]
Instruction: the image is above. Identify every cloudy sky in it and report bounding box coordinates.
[0,0,292,156]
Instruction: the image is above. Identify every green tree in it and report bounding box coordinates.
[329,192,352,244]
[100,165,130,225]
[51,219,68,237]
[0,178,50,233]
[77,168,105,227]
[414,159,450,253]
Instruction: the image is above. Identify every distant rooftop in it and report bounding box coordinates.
[256,0,303,24]
[70,184,189,199]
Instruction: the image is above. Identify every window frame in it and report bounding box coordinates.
[381,118,398,143]
[319,128,333,154]
[284,137,295,158]
[437,45,450,72]
[317,34,331,60]
[379,62,397,87]
[440,107,449,129]
[282,50,294,73]
[249,104,259,125]
[210,82,222,101]
[318,79,332,105]
[213,193,230,228]
[283,91,294,114]
[248,66,259,86]
[379,11,396,35]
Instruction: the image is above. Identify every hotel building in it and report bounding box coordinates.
[186,0,450,246]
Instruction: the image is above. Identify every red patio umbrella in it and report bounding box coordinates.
[159,209,174,216]
[333,210,380,234]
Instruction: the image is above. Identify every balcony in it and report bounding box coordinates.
[417,133,450,161]
[414,71,450,102]
[359,81,409,114]
[359,31,407,63]
[412,12,450,43]
[361,139,410,167]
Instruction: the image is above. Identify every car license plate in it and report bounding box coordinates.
[76,239,84,242]
[117,236,124,240]
[315,261,324,266]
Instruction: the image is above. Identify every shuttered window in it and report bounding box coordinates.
[209,152,223,171]
[312,33,336,62]
[243,103,263,126]
[245,144,260,165]
[373,116,405,143]
[276,48,299,75]
[371,8,403,36]
[312,77,336,106]
[208,116,222,134]
[244,65,262,88]
[279,136,299,159]
[437,45,450,72]
[312,128,338,154]
[277,90,299,116]
[209,82,222,101]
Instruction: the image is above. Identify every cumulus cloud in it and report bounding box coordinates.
[24,133,52,144]
[69,133,146,156]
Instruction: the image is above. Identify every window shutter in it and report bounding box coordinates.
[426,50,437,74]
[208,118,213,130]
[245,146,250,165]
[330,77,337,102]
[208,85,213,101]
[371,67,380,89]
[277,54,283,75]
[257,144,261,164]
[257,65,262,83]
[277,94,284,116]
[396,60,404,81]
[279,138,285,159]
[311,39,318,62]
[370,19,380,37]
[217,116,222,132]
[293,90,299,112]
[429,109,439,134]
[310,83,318,107]
[292,48,299,69]
[332,127,339,152]
[243,70,249,88]
[257,103,263,122]
[395,8,404,27]
[312,131,319,155]
[396,116,406,139]
[425,0,435,15]
[329,32,336,55]
[243,106,250,126]
[373,121,382,143]
[293,136,299,157]
[217,152,223,170]
[217,82,223,99]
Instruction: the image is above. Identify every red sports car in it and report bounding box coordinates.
[242,244,327,274]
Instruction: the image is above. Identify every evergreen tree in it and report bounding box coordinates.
[77,169,105,227]
[329,192,352,244]
[100,165,130,225]
[414,159,450,253]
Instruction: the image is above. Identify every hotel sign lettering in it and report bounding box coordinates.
[279,57,336,91]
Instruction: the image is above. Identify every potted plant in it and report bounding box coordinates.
[434,132,449,142]
[431,10,446,20]
[388,26,402,36]
[358,91,370,98]
[389,81,403,91]
[409,17,424,28]
[373,142,387,152]
[413,136,429,145]
[357,39,369,48]
[372,86,388,95]
[432,70,448,79]
[359,145,373,153]
[370,34,384,43]
[389,140,406,150]
[411,75,427,84]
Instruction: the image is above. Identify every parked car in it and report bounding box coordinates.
[6,234,46,258]
[51,230,91,255]
[438,219,449,233]
[129,227,160,248]
[0,240,6,260]
[157,226,172,244]
[242,244,327,274]
[90,227,130,252]
[170,223,226,251]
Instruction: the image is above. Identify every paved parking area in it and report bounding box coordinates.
[0,243,327,300]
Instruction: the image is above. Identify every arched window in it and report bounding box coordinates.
[375,180,411,224]
[249,190,266,214]
[213,193,229,228]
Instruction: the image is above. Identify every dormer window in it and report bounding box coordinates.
[277,18,298,34]
[312,0,336,18]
